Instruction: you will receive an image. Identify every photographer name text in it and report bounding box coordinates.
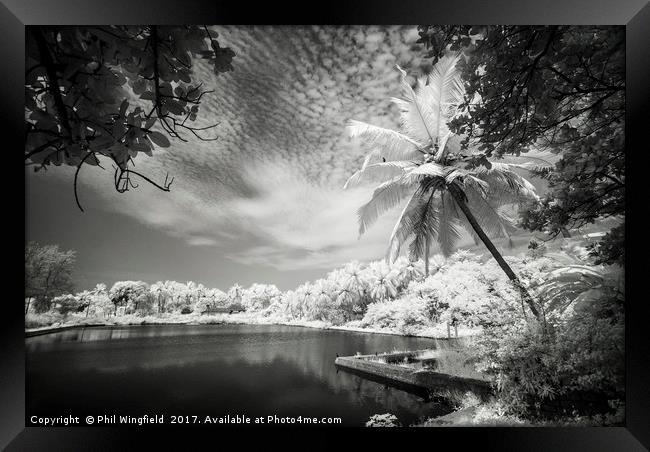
[30,414,342,426]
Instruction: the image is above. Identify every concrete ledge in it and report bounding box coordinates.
[335,351,493,399]
[335,363,431,398]
[25,324,108,338]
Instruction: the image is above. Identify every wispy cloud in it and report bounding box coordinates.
[225,160,403,270]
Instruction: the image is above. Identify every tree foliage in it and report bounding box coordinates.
[25,241,76,313]
[25,26,235,209]
[108,280,151,315]
[240,283,282,311]
[586,223,624,267]
[416,26,624,261]
[76,283,113,318]
[474,289,624,417]
[52,294,85,316]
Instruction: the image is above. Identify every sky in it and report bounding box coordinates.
[25,25,537,292]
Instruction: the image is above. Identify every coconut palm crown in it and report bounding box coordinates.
[344,53,550,319]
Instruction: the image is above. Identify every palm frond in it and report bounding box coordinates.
[344,160,417,189]
[407,192,443,261]
[464,175,490,198]
[386,190,423,262]
[459,184,518,240]
[495,150,557,171]
[387,186,440,262]
[444,167,470,184]
[391,65,437,144]
[347,120,423,161]
[435,191,464,257]
[409,162,452,177]
[489,161,549,176]
[424,53,465,160]
[436,131,453,158]
[361,149,381,170]
[471,164,539,203]
[358,177,416,235]
[532,265,610,313]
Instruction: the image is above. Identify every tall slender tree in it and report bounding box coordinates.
[344,54,549,320]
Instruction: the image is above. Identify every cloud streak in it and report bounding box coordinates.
[225,160,404,270]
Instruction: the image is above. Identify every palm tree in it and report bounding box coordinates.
[366,260,399,301]
[392,256,425,290]
[344,53,549,320]
[77,289,93,318]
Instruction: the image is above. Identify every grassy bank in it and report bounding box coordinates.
[25,311,478,340]
[416,399,624,427]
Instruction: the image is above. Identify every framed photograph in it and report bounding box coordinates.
[5,0,648,449]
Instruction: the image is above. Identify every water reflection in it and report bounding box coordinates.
[26,325,455,426]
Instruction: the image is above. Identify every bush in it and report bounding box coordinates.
[407,253,522,328]
[405,278,449,322]
[25,312,63,329]
[365,413,401,427]
[33,297,54,313]
[360,296,429,334]
[473,293,624,417]
[52,294,84,316]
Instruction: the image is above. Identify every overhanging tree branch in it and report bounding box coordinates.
[33,28,74,141]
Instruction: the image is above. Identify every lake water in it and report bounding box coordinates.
[26,324,457,427]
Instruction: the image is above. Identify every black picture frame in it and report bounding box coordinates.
[5,0,648,449]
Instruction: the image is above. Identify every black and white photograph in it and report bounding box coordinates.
[12,11,641,442]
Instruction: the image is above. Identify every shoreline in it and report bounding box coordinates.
[25,316,477,341]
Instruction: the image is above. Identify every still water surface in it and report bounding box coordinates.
[26,324,455,426]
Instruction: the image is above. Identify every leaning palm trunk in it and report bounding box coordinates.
[448,184,541,320]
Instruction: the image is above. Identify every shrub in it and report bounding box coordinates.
[360,296,429,334]
[410,254,522,328]
[405,278,449,322]
[462,400,527,426]
[52,294,84,316]
[365,413,401,427]
[25,312,63,329]
[473,293,624,417]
